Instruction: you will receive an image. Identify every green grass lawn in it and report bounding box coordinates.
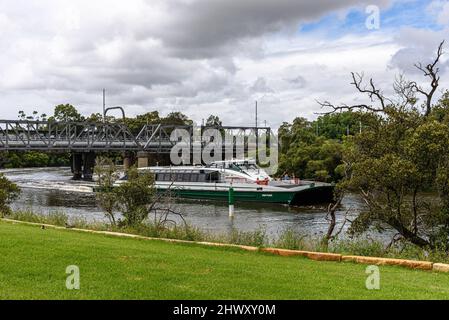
[1,221,449,300]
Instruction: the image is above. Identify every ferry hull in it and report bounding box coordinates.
[157,185,335,206]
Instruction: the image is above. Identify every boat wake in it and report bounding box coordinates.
[1,167,95,193]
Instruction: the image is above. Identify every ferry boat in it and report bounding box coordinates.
[115,159,335,206]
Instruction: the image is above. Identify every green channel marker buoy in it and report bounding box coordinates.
[229,187,235,218]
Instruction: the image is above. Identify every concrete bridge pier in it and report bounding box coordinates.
[71,153,83,180]
[123,152,137,170]
[71,152,96,181]
[82,152,96,181]
[137,152,149,168]
[137,152,171,168]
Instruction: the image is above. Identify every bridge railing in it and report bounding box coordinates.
[0,120,273,153]
[0,120,142,151]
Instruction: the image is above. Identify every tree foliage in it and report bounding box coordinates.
[205,115,222,127]
[162,112,193,126]
[324,41,449,249]
[94,157,120,225]
[276,114,360,182]
[51,104,84,122]
[99,166,155,227]
[0,174,20,217]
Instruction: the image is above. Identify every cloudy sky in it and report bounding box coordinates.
[0,0,448,128]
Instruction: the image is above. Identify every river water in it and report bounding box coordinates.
[2,167,370,241]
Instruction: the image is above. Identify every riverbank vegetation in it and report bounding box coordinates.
[5,209,449,265]
[0,174,20,217]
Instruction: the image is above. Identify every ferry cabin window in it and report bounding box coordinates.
[154,172,216,182]
[190,173,199,182]
[197,173,207,182]
[208,172,220,182]
[157,173,172,182]
[183,173,191,182]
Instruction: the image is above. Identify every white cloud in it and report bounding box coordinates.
[427,0,449,26]
[0,0,447,130]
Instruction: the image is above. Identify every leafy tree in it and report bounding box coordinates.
[113,167,155,226]
[0,174,20,217]
[315,112,361,139]
[17,110,47,121]
[161,112,193,126]
[322,41,448,249]
[23,152,50,167]
[205,115,222,127]
[51,104,83,122]
[94,157,120,225]
[87,113,104,123]
[277,117,344,182]
[124,111,161,135]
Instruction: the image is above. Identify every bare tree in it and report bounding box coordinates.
[318,41,445,117]
[147,182,188,231]
[318,72,391,114]
[410,41,445,116]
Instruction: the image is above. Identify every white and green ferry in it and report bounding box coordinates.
[115,160,335,206]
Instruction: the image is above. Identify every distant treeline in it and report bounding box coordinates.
[276,112,364,182]
[0,152,70,169]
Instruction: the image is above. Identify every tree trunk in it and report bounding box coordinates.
[388,217,431,248]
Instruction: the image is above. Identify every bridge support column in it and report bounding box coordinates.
[71,153,83,180]
[137,152,149,168]
[137,152,171,167]
[123,152,137,170]
[71,152,96,181]
[82,152,96,181]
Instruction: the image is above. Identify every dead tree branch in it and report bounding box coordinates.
[318,41,445,116]
[409,40,445,116]
[317,72,390,115]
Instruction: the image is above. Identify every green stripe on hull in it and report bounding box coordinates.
[157,188,295,204]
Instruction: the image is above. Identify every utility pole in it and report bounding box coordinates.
[102,89,106,122]
[255,101,258,128]
[255,101,259,163]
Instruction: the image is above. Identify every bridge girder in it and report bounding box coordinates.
[0,120,272,154]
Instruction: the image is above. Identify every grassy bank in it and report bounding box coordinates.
[7,210,449,264]
[1,220,449,299]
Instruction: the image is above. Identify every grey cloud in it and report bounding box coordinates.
[285,75,307,88]
[250,77,274,93]
[389,27,449,75]
[0,0,400,128]
[156,0,390,58]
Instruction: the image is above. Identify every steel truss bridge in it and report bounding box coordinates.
[0,120,272,154]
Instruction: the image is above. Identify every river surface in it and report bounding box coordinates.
[2,167,374,241]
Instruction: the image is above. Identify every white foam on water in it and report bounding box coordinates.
[1,167,95,193]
